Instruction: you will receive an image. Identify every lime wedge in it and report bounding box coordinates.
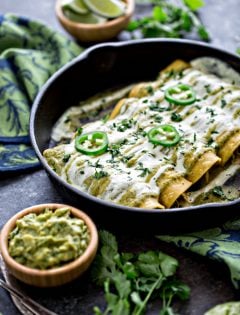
[63,8,107,24]
[62,0,89,15]
[83,0,126,18]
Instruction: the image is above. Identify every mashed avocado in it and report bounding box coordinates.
[8,207,90,270]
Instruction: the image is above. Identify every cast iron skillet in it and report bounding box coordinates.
[30,39,240,233]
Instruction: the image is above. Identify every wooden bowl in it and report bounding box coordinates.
[55,0,135,42]
[0,203,98,287]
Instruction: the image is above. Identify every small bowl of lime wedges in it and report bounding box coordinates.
[56,0,135,42]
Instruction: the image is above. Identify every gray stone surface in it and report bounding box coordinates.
[0,0,240,314]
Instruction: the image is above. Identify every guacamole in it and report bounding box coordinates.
[8,207,90,269]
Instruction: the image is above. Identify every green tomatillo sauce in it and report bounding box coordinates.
[8,207,90,270]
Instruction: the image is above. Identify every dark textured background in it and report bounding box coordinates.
[1,0,240,314]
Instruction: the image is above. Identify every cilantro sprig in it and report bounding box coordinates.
[91,231,190,315]
[127,0,209,41]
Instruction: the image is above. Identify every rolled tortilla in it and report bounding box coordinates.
[45,58,240,210]
[129,59,190,98]
[129,82,154,98]
[217,130,240,165]
[160,59,190,74]
[43,145,67,175]
[187,150,221,184]
[109,98,127,119]
[140,197,165,209]
[156,170,192,208]
[88,177,111,197]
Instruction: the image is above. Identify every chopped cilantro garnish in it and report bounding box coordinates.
[117,119,135,132]
[171,112,182,122]
[221,99,227,108]
[136,162,151,177]
[154,115,163,123]
[206,107,216,117]
[146,85,154,94]
[207,138,213,146]
[121,154,134,163]
[94,170,109,179]
[108,144,121,158]
[102,114,110,123]
[150,103,172,112]
[76,127,83,135]
[62,154,71,163]
[204,84,211,93]
[212,186,225,198]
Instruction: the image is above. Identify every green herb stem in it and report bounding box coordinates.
[133,275,163,315]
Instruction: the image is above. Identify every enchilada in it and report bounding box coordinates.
[44,58,240,209]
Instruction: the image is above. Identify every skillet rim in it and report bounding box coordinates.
[29,38,240,218]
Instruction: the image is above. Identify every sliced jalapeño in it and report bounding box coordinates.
[75,131,108,156]
[165,84,196,105]
[148,124,180,147]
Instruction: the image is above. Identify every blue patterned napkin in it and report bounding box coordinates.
[157,217,240,289]
[0,13,82,172]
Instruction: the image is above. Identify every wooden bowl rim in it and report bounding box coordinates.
[0,203,98,277]
[55,0,135,30]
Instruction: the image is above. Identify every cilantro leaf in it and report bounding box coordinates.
[126,0,209,42]
[153,6,168,22]
[111,299,131,315]
[100,230,118,254]
[183,0,205,11]
[197,25,210,41]
[137,251,178,277]
[212,186,225,198]
[112,271,132,299]
[91,231,190,315]
[137,251,162,278]
[91,231,119,285]
[158,252,178,277]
